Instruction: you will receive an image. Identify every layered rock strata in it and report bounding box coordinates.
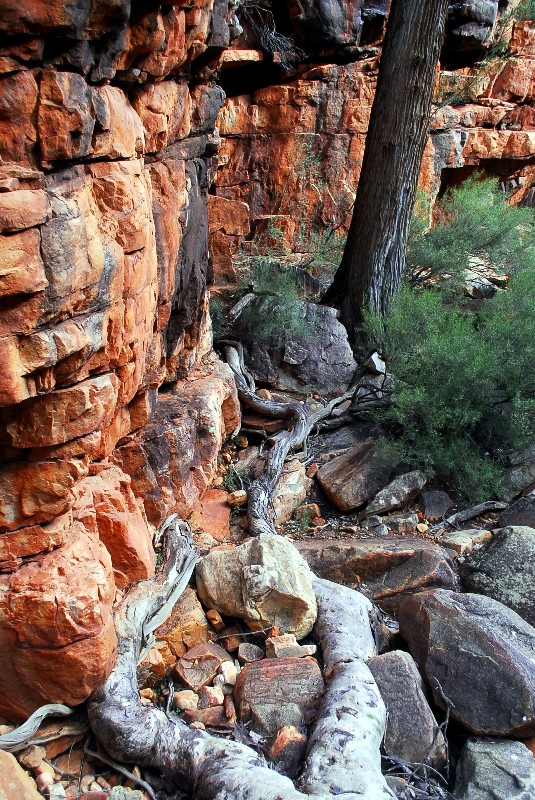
[0,0,240,719]
[212,5,534,264]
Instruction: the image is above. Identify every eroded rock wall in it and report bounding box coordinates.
[212,2,534,264]
[0,0,240,719]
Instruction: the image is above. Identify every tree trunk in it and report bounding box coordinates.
[324,0,449,335]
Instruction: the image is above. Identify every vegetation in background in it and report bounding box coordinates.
[407,176,535,288]
[365,178,535,500]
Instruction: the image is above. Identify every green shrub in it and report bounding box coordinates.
[407,176,535,289]
[365,269,535,500]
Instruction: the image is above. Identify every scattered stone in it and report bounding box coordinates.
[454,739,535,800]
[234,657,324,737]
[196,533,317,639]
[140,688,156,702]
[297,538,459,614]
[219,660,239,686]
[173,690,199,712]
[227,489,248,507]
[306,463,318,478]
[364,352,386,375]
[416,522,429,533]
[184,706,233,728]
[269,726,308,777]
[459,526,535,625]
[18,745,46,770]
[464,269,498,298]
[368,650,446,771]
[363,515,389,536]
[385,512,419,534]
[173,641,230,691]
[197,685,225,708]
[399,589,535,736]
[418,489,454,521]
[438,528,493,554]
[0,750,42,800]
[257,389,272,400]
[189,489,231,542]
[265,634,317,659]
[223,694,237,723]
[206,609,225,632]
[237,642,264,664]
[316,437,392,512]
[219,625,241,653]
[364,471,427,517]
[155,586,211,658]
[498,497,535,528]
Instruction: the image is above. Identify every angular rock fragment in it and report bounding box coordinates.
[297,538,459,613]
[269,725,308,777]
[459,525,535,625]
[173,642,229,691]
[234,657,324,737]
[418,489,454,520]
[437,528,493,554]
[0,750,42,799]
[498,497,535,528]
[265,634,317,659]
[196,533,317,638]
[454,738,535,800]
[155,586,211,658]
[399,589,535,736]
[237,643,264,664]
[316,438,392,512]
[368,650,446,770]
[364,470,427,517]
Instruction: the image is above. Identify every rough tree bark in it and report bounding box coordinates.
[323,0,449,334]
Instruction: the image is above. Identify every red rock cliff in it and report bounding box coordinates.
[0,0,240,720]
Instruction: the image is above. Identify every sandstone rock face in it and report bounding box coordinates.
[399,590,535,736]
[368,650,446,771]
[454,739,535,800]
[196,534,317,638]
[0,750,42,800]
[214,13,534,259]
[0,0,241,719]
[297,538,459,613]
[459,526,535,625]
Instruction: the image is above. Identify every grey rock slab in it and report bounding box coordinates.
[399,589,535,736]
[498,497,535,529]
[196,533,317,639]
[242,298,357,398]
[459,526,535,626]
[364,470,427,517]
[419,489,455,520]
[316,437,393,512]
[454,738,535,800]
[368,650,447,771]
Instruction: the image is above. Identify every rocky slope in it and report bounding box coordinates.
[0,0,533,725]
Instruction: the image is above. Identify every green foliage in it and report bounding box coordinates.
[516,0,535,21]
[407,176,535,288]
[365,271,535,500]
[364,177,535,500]
[209,294,232,339]
[237,258,309,343]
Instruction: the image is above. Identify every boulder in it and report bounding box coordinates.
[0,750,42,800]
[272,460,309,525]
[500,444,535,502]
[242,299,357,398]
[316,438,392,513]
[367,650,446,771]
[418,489,454,521]
[364,470,427,517]
[497,497,535,529]
[464,269,498,298]
[459,526,535,625]
[196,534,317,639]
[399,590,535,736]
[454,738,535,800]
[234,657,324,737]
[297,538,459,614]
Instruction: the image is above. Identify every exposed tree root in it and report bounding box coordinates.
[87,522,393,799]
[84,356,394,798]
